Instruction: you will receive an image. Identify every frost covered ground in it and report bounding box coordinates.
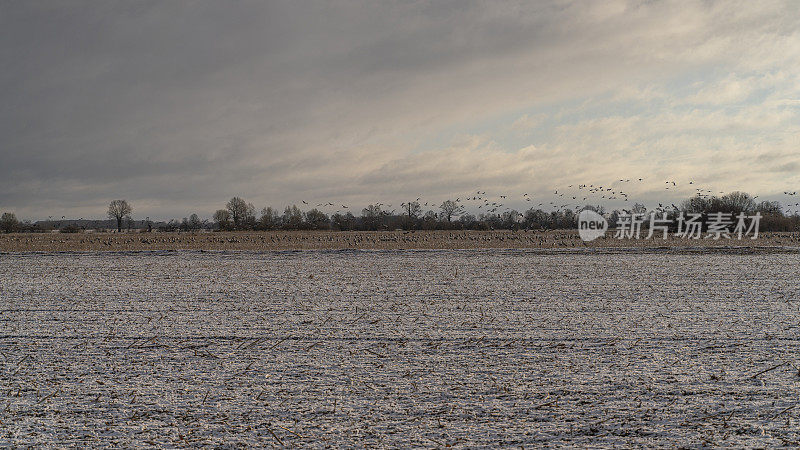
[3,230,800,252]
[1,249,800,447]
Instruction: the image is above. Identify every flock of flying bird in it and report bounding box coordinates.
[298,178,800,218]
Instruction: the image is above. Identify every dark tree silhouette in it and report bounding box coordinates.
[305,208,330,230]
[1,212,19,233]
[361,204,385,230]
[283,205,304,229]
[188,213,203,230]
[107,200,132,232]
[401,201,422,229]
[213,209,231,230]
[226,197,255,230]
[257,207,280,230]
[439,200,464,222]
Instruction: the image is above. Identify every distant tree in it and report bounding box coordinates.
[331,212,356,231]
[439,200,464,222]
[226,197,256,230]
[421,210,438,230]
[283,205,305,230]
[458,213,477,228]
[401,201,422,229]
[257,207,280,230]
[523,208,549,229]
[582,205,606,214]
[162,219,180,232]
[188,213,203,230]
[1,212,19,233]
[501,210,523,229]
[549,211,562,228]
[107,200,132,232]
[560,209,575,228]
[305,208,330,230]
[756,200,783,216]
[608,210,621,229]
[59,224,81,233]
[716,191,756,214]
[213,209,231,230]
[361,204,386,230]
[680,195,707,214]
[678,192,756,231]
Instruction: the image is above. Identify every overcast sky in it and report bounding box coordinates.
[2,1,799,220]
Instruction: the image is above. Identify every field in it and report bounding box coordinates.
[1,230,800,252]
[2,249,800,447]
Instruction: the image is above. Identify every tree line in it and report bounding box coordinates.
[1,192,799,234]
[208,193,800,232]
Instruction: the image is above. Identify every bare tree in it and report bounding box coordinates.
[403,201,422,218]
[361,204,385,230]
[213,209,231,230]
[188,213,203,230]
[107,200,132,232]
[283,205,304,229]
[331,212,356,231]
[0,212,19,233]
[401,201,422,229]
[717,191,756,214]
[257,206,280,230]
[305,208,330,230]
[421,210,438,230]
[757,200,782,216]
[226,197,256,230]
[439,199,464,222]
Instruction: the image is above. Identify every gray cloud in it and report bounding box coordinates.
[1,0,798,219]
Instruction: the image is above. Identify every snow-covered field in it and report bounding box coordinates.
[1,249,800,447]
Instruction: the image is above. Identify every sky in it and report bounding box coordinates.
[1,0,799,220]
